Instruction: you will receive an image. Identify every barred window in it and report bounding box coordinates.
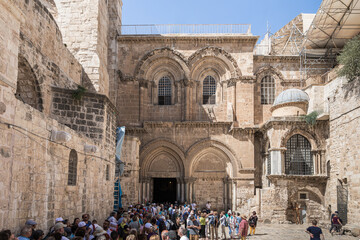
[158,76,171,105]
[267,146,271,175]
[68,149,78,186]
[203,76,216,104]
[285,134,313,175]
[261,75,275,105]
[106,164,110,181]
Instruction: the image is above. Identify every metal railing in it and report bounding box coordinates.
[119,24,252,35]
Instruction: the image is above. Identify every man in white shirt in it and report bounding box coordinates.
[178,227,189,240]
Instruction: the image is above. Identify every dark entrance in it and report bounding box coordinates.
[153,178,177,203]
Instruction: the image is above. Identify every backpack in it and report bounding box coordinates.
[166,220,174,230]
[249,216,257,227]
[208,215,215,225]
[159,219,167,232]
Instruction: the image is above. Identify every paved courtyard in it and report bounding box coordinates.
[221,223,358,240]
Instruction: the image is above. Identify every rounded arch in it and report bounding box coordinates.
[189,46,242,80]
[16,56,44,112]
[134,47,190,81]
[140,139,185,179]
[254,65,285,82]
[280,129,321,150]
[185,139,241,178]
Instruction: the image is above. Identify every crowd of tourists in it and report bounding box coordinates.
[0,202,259,240]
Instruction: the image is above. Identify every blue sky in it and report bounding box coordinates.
[122,0,322,39]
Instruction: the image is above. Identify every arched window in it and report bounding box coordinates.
[261,75,275,105]
[203,76,216,104]
[16,56,43,111]
[285,134,313,175]
[158,76,171,105]
[68,149,78,185]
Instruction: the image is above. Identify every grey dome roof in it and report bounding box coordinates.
[273,88,309,106]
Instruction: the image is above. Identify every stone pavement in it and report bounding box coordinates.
[220,223,358,240]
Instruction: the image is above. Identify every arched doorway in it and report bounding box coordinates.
[139,140,185,203]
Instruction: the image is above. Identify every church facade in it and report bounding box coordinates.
[1,0,359,231]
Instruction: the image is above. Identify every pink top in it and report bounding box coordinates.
[239,219,249,237]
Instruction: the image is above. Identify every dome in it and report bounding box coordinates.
[273,88,309,107]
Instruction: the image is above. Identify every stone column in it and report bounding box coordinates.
[181,182,185,203]
[192,181,196,203]
[268,148,285,175]
[223,178,228,210]
[320,151,325,174]
[176,181,181,202]
[232,180,237,210]
[146,180,150,202]
[139,181,143,203]
[228,180,232,210]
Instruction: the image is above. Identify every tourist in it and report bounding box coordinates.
[248,211,258,236]
[305,220,324,240]
[129,216,140,232]
[93,226,108,240]
[207,212,216,240]
[18,226,32,240]
[329,211,339,233]
[238,215,248,240]
[198,213,206,240]
[107,212,118,232]
[331,213,342,234]
[82,215,92,230]
[205,202,211,214]
[103,220,111,236]
[53,222,70,240]
[187,216,200,240]
[0,230,16,240]
[32,230,44,240]
[177,228,188,240]
[110,232,118,240]
[235,213,241,235]
[213,211,219,240]
[219,212,227,240]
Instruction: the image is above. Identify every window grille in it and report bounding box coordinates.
[261,75,275,105]
[299,193,308,200]
[68,149,78,185]
[267,150,271,175]
[158,76,171,105]
[106,164,110,181]
[203,76,216,104]
[285,134,313,175]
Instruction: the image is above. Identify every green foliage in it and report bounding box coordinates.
[337,35,360,81]
[302,111,319,126]
[72,85,87,100]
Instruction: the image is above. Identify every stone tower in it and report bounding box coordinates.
[50,0,123,97]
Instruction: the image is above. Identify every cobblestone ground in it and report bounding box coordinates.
[218,223,358,240]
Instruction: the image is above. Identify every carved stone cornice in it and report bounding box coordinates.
[254,55,300,63]
[118,35,259,45]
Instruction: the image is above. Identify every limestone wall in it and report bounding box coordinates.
[325,76,360,224]
[0,0,116,233]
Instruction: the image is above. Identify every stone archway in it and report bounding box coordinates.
[139,139,185,203]
[186,140,239,210]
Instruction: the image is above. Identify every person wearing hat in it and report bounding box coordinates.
[238,215,248,240]
[25,220,37,239]
[93,226,108,240]
[248,211,258,236]
[18,226,32,240]
[53,222,69,240]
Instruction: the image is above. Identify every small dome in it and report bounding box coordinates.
[273,89,309,106]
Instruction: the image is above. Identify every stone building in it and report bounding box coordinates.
[115,0,360,226]
[0,0,121,232]
[1,0,360,232]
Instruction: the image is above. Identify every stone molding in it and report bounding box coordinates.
[118,35,259,44]
[253,55,300,63]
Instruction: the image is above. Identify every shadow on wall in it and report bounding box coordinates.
[343,78,360,100]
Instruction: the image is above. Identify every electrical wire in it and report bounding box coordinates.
[0,119,115,165]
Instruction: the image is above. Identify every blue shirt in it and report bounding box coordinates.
[306,226,323,240]
[18,236,30,240]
